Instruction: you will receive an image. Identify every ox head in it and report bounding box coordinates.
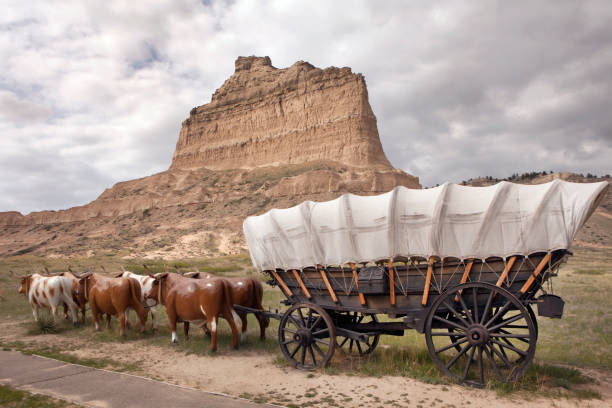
[11,270,32,295]
[76,271,94,301]
[144,264,169,304]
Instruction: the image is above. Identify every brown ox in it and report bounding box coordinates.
[185,272,269,341]
[145,270,242,351]
[78,272,147,336]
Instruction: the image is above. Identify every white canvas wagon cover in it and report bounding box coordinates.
[243,180,609,271]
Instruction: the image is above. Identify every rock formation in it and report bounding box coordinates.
[0,56,420,258]
[171,56,392,170]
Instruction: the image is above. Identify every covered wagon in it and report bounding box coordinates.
[241,179,609,386]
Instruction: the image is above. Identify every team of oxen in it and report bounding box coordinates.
[12,266,269,351]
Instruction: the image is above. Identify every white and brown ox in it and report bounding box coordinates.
[77,272,147,336]
[15,272,79,324]
[144,269,242,351]
[43,268,87,323]
[185,272,269,342]
[114,269,157,330]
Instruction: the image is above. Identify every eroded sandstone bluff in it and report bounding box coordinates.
[0,56,419,258]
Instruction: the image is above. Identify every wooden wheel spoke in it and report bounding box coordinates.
[445,343,472,369]
[435,337,468,354]
[430,331,467,337]
[287,315,303,328]
[472,287,479,323]
[461,346,477,382]
[282,339,297,346]
[484,345,504,381]
[308,345,317,366]
[282,327,297,334]
[312,342,326,358]
[457,293,475,325]
[488,341,512,368]
[290,344,302,359]
[442,301,471,328]
[356,339,363,354]
[297,308,306,327]
[488,313,525,332]
[348,339,354,353]
[338,336,349,348]
[490,331,530,340]
[484,301,512,328]
[300,344,306,365]
[314,337,330,346]
[306,309,313,328]
[433,315,468,331]
[477,346,484,385]
[490,338,527,356]
[480,290,495,325]
[312,328,329,336]
[310,316,322,331]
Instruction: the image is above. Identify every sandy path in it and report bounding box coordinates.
[0,321,609,408]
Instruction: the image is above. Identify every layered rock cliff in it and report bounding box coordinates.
[171,56,392,170]
[0,56,420,258]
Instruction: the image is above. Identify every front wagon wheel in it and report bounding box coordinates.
[278,303,336,370]
[425,282,537,387]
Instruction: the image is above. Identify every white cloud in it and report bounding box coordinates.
[0,0,611,213]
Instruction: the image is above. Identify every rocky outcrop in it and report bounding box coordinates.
[171,56,392,170]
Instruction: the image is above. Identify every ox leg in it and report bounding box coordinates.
[184,322,190,340]
[119,312,127,337]
[167,308,178,344]
[150,307,157,331]
[63,302,69,320]
[124,309,131,329]
[81,306,87,324]
[90,302,101,332]
[209,316,217,352]
[225,309,242,350]
[239,312,248,343]
[31,304,39,322]
[68,300,79,326]
[50,304,59,321]
[256,314,269,340]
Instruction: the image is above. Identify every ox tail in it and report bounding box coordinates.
[128,278,147,324]
[252,279,264,310]
[222,280,242,335]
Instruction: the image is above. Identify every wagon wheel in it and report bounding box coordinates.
[336,312,380,356]
[425,282,536,387]
[278,303,336,370]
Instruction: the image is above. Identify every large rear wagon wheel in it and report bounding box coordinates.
[425,282,537,387]
[278,303,336,370]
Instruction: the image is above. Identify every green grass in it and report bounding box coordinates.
[0,385,78,408]
[2,341,140,373]
[0,248,609,400]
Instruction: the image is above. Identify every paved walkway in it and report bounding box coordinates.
[0,350,272,408]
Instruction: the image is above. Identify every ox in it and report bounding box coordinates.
[185,272,269,341]
[77,272,147,336]
[114,270,157,330]
[144,270,242,351]
[43,268,87,323]
[15,272,79,324]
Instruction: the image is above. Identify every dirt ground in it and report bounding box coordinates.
[0,320,609,408]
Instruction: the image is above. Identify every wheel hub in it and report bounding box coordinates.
[467,325,489,346]
[295,328,312,346]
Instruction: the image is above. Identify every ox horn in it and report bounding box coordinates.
[143,264,154,277]
[10,270,28,279]
[100,265,107,273]
[44,267,51,275]
[164,264,169,273]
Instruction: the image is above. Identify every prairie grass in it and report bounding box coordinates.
[0,247,609,400]
[0,384,78,408]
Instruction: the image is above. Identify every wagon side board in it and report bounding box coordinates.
[264,250,569,318]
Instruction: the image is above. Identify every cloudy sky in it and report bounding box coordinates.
[1,0,611,214]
